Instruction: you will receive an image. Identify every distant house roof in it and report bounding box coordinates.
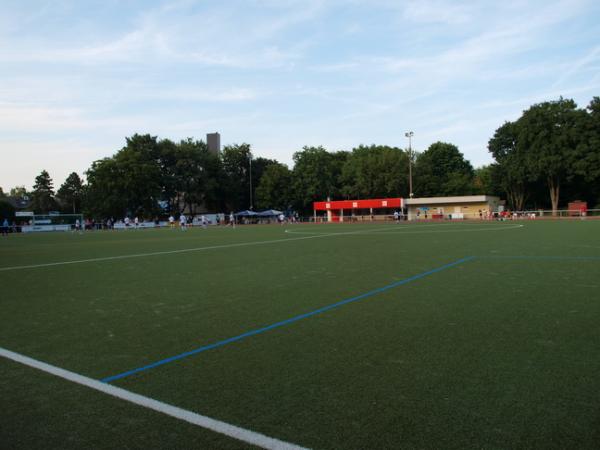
[5,196,32,209]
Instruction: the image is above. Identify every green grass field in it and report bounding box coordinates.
[1,220,600,449]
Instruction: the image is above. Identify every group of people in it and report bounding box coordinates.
[167,214,207,230]
[479,210,537,220]
[167,212,237,230]
[3,210,291,235]
[393,210,406,222]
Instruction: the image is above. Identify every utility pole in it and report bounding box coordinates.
[405,131,414,198]
[249,151,253,210]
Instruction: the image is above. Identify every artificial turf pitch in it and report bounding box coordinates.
[1,220,599,449]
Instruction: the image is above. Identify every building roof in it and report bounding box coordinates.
[405,195,500,206]
[4,196,31,209]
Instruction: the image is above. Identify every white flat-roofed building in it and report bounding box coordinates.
[405,195,502,220]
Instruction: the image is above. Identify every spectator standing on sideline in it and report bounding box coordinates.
[1,218,9,236]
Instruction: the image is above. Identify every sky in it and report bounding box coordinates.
[1,0,600,191]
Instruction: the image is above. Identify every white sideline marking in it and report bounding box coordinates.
[0,234,329,272]
[0,225,401,272]
[284,223,524,236]
[0,223,509,272]
[0,347,308,450]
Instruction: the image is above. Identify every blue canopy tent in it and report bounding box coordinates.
[234,210,258,217]
[256,209,283,217]
[234,210,258,224]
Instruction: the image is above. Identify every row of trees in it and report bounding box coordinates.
[0,171,84,218]
[2,139,480,218]
[2,96,599,218]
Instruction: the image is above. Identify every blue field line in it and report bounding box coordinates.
[480,255,600,261]
[101,256,475,383]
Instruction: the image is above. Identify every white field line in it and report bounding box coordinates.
[0,347,308,450]
[0,224,523,272]
[0,231,364,272]
[284,223,525,236]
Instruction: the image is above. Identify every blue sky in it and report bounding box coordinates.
[2,0,600,190]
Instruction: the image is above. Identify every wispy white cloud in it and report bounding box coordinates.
[551,45,600,88]
[402,0,474,25]
[1,0,599,188]
[0,0,325,68]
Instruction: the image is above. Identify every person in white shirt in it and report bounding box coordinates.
[169,215,175,229]
[134,216,139,229]
[179,214,187,231]
[229,212,235,228]
[278,213,285,225]
[124,216,130,228]
[201,215,207,229]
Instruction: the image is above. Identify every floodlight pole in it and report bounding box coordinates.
[405,131,414,198]
[249,151,253,210]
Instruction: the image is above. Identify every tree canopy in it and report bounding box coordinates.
[255,163,293,211]
[340,145,409,199]
[292,146,348,212]
[414,142,474,197]
[57,172,84,214]
[31,170,56,213]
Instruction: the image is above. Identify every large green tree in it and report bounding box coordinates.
[169,138,221,215]
[292,146,348,213]
[85,134,226,218]
[255,163,292,210]
[340,145,409,199]
[249,156,279,208]
[85,134,163,218]
[517,98,587,214]
[488,121,532,210]
[0,200,15,219]
[574,97,600,206]
[414,142,474,197]
[221,143,253,211]
[472,165,500,196]
[84,158,128,218]
[220,143,279,212]
[0,185,15,221]
[57,172,84,213]
[31,170,57,213]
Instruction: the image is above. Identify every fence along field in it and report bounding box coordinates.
[1,220,599,449]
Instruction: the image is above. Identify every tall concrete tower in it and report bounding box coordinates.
[207,132,221,154]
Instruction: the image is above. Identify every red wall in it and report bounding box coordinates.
[568,201,587,216]
[314,198,403,210]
